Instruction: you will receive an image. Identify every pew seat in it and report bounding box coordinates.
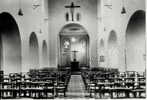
[55,81,66,97]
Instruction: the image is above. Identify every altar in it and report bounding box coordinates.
[71,50,80,72]
[71,61,79,72]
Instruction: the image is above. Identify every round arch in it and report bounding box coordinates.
[29,32,39,69]
[0,12,22,74]
[126,10,145,72]
[108,30,119,69]
[42,40,48,67]
[60,23,89,35]
[58,23,90,69]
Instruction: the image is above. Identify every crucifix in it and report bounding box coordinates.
[65,2,80,21]
[72,50,79,62]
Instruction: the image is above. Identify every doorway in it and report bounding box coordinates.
[58,23,89,71]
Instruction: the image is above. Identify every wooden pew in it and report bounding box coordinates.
[131,72,146,98]
[0,70,4,98]
[55,71,71,97]
[1,75,14,98]
[27,68,57,98]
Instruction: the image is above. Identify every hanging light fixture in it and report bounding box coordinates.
[121,7,126,14]
[121,0,126,14]
[18,0,23,16]
[18,8,23,16]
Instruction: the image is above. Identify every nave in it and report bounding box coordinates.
[0,0,146,99]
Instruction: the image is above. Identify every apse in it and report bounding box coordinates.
[42,40,48,67]
[108,30,118,68]
[0,12,22,74]
[126,10,145,72]
[59,23,89,67]
[29,32,39,69]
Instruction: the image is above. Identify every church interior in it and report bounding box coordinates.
[0,0,146,99]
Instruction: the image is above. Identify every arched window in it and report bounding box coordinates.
[77,13,81,21]
[65,12,69,21]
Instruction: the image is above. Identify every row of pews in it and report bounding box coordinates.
[81,67,146,99]
[0,68,71,99]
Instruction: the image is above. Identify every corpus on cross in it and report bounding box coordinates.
[65,2,80,21]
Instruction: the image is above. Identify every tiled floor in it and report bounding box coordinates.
[66,75,85,98]
[55,75,91,99]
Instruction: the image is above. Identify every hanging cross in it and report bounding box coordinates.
[65,2,80,21]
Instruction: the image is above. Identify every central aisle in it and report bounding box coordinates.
[66,75,85,98]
